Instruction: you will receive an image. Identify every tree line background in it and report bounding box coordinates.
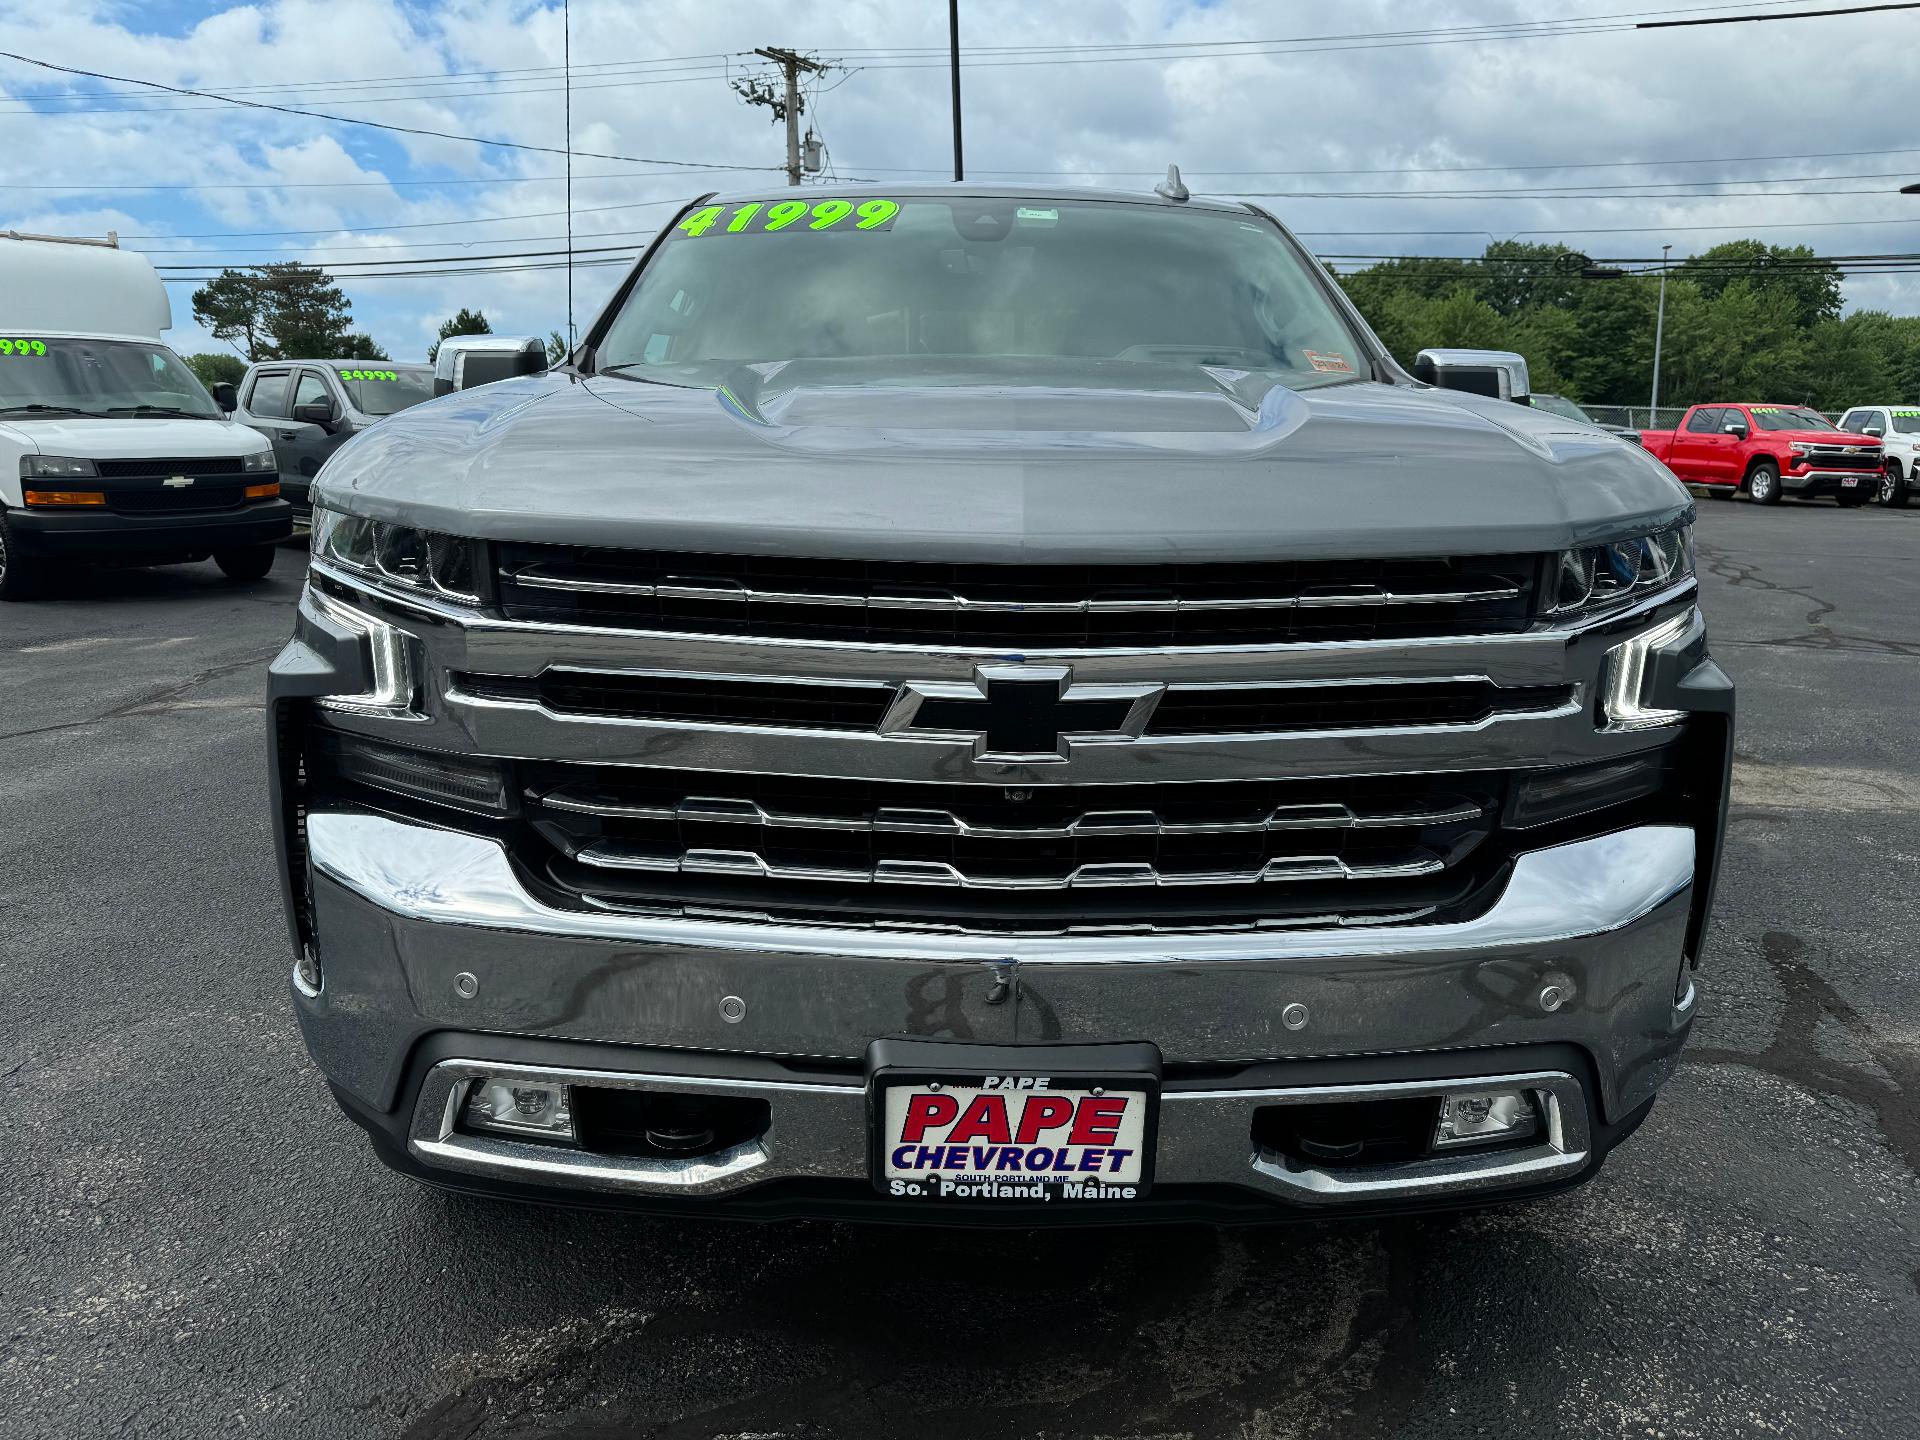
[180,264,567,389]
[1334,240,1920,410]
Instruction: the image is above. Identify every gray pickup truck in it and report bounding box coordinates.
[269,184,1732,1223]
[220,360,435,526]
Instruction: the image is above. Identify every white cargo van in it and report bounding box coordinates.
[0,232,289,600]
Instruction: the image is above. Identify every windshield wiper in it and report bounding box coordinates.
[0,403,106,418]
[593,364,681,386]
[103,404,213,419]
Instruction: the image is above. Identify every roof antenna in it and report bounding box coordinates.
[1154,164,1189,203]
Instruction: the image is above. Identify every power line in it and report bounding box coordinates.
[12,144,1920,194]
[1636,1,1920,23]
[0,48,782,172]
[1,3,1810,104]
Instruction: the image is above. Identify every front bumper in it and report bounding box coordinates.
[270,557,1732,1220]
[1784,467,1878,498]
[6,499,291,557]
[294,810,1699,1217]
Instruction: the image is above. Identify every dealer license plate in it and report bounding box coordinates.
[1842,476,1861,487]
[874,1075,1157,1203]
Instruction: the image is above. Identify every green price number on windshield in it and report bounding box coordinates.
[0,339,49,357]
[675,198,898,238]
[339,369,398,381]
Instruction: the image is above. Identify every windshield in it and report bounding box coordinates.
[333,365,434,417]
[1749,406,1835,432]
[1531,394,1593,423]
[596,195,1370,387]
[0,337,221,419]
[1890,409,1920,434]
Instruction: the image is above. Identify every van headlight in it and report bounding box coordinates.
[311,504,480,603]
[242,448,277,473]
[1544,523,1693,618]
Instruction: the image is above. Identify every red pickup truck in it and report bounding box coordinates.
[1639,403,1882,506]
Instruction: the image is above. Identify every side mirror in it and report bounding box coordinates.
[1412,348,1530,403]
[1722,421,1747,438]
[1864,424,1886,438]
[292,398,337,429]
[211,381,237,413]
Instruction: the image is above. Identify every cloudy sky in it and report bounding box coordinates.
[4,0,1917,362]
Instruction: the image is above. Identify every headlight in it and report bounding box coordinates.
[1788,442,1812,456]
[311,504,480,603]
[1544,523,1693,618]
[242,448,277,473]
[21,455,98,478]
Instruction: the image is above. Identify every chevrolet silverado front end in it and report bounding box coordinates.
[269,186,1732,1222]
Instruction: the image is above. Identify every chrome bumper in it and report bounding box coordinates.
[298,811,1698,1208]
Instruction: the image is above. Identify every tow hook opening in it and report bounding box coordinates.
[571,1087,772,1160]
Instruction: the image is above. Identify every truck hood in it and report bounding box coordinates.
[0,415,268,458]
[314,361,1694,564]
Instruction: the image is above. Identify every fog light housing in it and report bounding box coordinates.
[1506,750,1669,828]
[1433,1089,1539,1149]
[464,1078,576,1141]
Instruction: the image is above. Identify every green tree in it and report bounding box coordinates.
[190,271,275,361]
[258,263,355,357]
[189,264,356,360]
[427,308,491,362]
[1682,241,1842,330]
[547,329,569,366]
[184,352,246,389]
[337,333,390,361]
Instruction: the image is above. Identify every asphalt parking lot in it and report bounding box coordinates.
[3,500,1919,1440]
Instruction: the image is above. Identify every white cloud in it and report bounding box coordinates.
[4,0,1918,359]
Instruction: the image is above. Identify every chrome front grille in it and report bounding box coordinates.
[454,668,1573,738]
[519,764,1503,932]
[1802,444,1881,471]
[494,543,1538,647]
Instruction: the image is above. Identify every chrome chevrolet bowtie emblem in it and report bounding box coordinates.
[878,664,1163,763]
[163,475,195,488]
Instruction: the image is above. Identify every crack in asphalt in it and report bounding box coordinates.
[1687,930,1920,1178]
[0,650,276,743]
[1696,540,1920,657]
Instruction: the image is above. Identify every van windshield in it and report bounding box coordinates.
[0,337,221,419]
[595,195,1370,388]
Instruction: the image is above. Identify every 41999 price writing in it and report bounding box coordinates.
[0,340,50,357]
[675,198,900,238]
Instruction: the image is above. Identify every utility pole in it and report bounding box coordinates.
[1649,241,1672,427]
[948,0,964,182]
[751,48,826,186]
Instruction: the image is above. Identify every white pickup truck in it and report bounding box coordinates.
[0,232,289,599]
[1835,404,1919,508]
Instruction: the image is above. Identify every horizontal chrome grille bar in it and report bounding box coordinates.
[533,787,1485,838]
[506,567,1525,614]
[572,842,1447,890]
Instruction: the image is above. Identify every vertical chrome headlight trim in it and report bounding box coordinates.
[1602,607,1695,731]
[308,585,420,717]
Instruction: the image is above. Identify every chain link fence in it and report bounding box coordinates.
[1580,404,1845,431]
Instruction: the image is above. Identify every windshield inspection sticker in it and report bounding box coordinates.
[1304,349,1355,374]
[0,339,49,357]
[673,198,900,238]
[338,369,399,382]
